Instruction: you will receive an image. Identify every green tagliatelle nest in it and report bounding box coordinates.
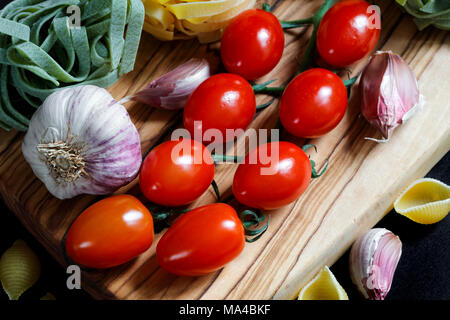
[0,0,144,131]
[396,0,450,30]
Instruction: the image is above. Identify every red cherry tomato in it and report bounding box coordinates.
[221,9,285,80]
[232,142,312,210]
[157,203,245,276]
[65,195,154,269]
[279,68,347,138]
[183,73,256,144]
[140,139,215,207]
[316,0,381,67]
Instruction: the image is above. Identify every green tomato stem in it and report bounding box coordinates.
[212,154,243,163]
[343,75,359,87]
[301,144,329,179]
[280,17,314,29]
[256,97,276,110]
[253,86,285,94]
[211,180,221,202]
[296,0,336,74]
[239,210,270,243]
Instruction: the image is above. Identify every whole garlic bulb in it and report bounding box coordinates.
[22,85,142,200]
[349,228,402,300]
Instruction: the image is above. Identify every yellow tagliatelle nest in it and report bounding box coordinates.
[394,178,450,224]
[0,240,41,300]
[142,0,256,43]
[298,266,349,300]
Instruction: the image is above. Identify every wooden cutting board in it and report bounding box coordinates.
[0,0,449,300]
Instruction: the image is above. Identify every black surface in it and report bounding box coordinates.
[332,151,450,300]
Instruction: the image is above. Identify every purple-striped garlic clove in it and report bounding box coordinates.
[349,228,402,300]
[132,58,211,110]
[360,51,424,141]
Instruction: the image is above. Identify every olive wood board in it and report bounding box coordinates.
[0,0,449,299]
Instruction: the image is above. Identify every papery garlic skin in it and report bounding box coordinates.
[132,58,211,110]
[360,51,423,140]
[349,228,402,300]
[22,85,142,200]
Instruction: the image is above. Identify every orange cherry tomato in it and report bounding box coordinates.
[65,195,154,269]
[157,203,245,276]
[139,139,215,207]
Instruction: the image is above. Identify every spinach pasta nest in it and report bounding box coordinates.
[0,0,145,131]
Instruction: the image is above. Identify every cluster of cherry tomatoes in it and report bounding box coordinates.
[65,0,380,277]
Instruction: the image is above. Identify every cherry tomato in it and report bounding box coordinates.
[140,139,215,207]
[157,203,245,276]
[279,68,347,138]
[316,0,381,67]
[232,142,311,210]
[65,195,154,269]
[221,9,285,80]
[183,73,256,144]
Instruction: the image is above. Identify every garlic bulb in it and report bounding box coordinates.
[360,51,425,141]
[131,58,211,110]
[22,85,142,200]
[349,228,402,300]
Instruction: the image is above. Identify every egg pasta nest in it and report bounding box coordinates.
[143,0,256,43]
[0,0,145,131]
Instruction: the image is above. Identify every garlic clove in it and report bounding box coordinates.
[132,58,212,110]
[298,266,349,300]
[394,178,450,224]
[360,50,425,141]
[349,228,402,300]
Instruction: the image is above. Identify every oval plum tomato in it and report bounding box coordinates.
[232,142,312,210]
[140,139,214,207]
[279,68,347,138]
[316,0,381,67]
[157,203,245,276]
[65,195,154,269]
[183,73,256,144]
[221,9,284,80]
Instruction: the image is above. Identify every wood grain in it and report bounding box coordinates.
[0,0,449,300]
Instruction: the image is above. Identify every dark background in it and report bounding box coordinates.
[0,0,448,301]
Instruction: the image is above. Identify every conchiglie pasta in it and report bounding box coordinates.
[142,0,256,43]
[40,292,56,300]
[298,266,348,300]
[394,178,450,224]
[0,240,41,300]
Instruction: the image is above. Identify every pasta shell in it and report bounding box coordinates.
[40,292,56,300]
[0,240,41,300]
[394,178,450,224]
[298,266,349,300]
